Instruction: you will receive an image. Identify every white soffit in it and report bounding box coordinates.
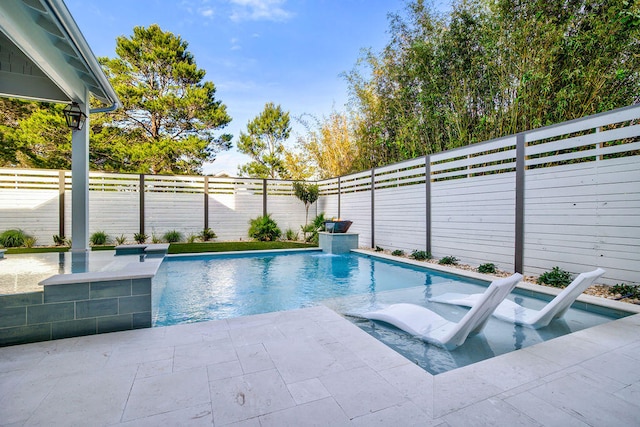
[0,0,119,107]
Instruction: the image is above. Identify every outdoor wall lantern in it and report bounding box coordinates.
[63,102,87,130]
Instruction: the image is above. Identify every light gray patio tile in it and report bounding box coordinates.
[259,397,350,427]
[0,339,69,372]
[236,343,275,373]
[287,378,331,405]
[441,397,540,427]
[209,368,295,425]
[105,344,174,368]
[136,358,174,378]
[207,359,244,381]
[528,371,640,426]
[565,367,629,394]
[378,362,434,415]
[350,401,434,426]
[503,391,589,427]
[114,403,213,426]
[263,337,347,384]
[341,334,410,372]
[471,349,563,391]
[521,333,609,368]
[20,348,111,382]
[618,341,640,361]
[173,339,237,372]
[228,323,286,347]
[578,352,640,385]
[614,382,640,407]
[25,365,138,426]
[122,367,211,421]
[226,311,280,331]
[320,366,405,419]
[432,368,503,418]
[0,374,61,425]
[162,320,230,345]
[223,418,261,427]
[571,319,640,348]
[320,341,366,371]
[276,317,337,342]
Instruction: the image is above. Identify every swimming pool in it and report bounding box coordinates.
[152,250,627,374]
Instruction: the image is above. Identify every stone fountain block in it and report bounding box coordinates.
[319,232,359,254]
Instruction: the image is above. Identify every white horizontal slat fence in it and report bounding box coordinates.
[1,104,639,284]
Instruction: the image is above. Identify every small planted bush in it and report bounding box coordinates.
[609,283,640,299]
[391,249,405,256]
[53,234,67,246]
[375,246,384,252]
[186,233,198,244]
[23,237,37,248]
[478,263,497,274]
[0,229,30,247]
[115,234,127,245]
[439,256,459,265]
[199,228,217,242]
[163,230,183,243]
[89,231,109,246]
[301,213,326,244]
[134,233,148,244]
[249,214,281,242]
[151,233,162,244]
[537,266,573,288]
[410,250,431,261]
[285,228,298,241]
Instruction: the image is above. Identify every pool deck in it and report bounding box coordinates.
[1,305,639,426]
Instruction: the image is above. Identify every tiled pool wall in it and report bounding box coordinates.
[0,277,152,347]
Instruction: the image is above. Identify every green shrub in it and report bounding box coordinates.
[115,234,127,245]
[478,263,497,274]
[151,233,162,244]
[391,249,405,256]
[249,214,281,241]
[285,228,298,241]
[410,250,431,261]
[301,213,326,244]
[199,228,217,242]
[186,233,198,244]
[609,283,640,299]
[89,231,109,246]
[537,266,573,288]
[163,230,183,243]
[439,256,459,265]
[0,229,30,247]
[375,246,384,252]
[53,234,67,246]
[23,236,37,248]
[134,233,148,244]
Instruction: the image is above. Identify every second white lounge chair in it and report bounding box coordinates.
[362,273,523,350]
[428,268,605,329]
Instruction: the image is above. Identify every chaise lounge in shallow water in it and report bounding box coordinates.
[428,268,605,329]
[362,273,523,350]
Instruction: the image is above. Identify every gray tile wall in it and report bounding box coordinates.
[0,277,152,346]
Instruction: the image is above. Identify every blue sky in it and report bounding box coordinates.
[65,0,415,175]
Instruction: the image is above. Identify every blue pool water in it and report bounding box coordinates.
[152,251,627,374]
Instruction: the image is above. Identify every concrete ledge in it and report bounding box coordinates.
[115,243,169,256]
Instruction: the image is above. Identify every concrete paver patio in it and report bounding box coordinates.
[1,305,639,426]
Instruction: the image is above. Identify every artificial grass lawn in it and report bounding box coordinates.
[168,241,317,254]
[4,241,316,255]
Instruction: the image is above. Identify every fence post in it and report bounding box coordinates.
[425,156,431,254]
[204,176,209,230]
[139,174,145,236]
[58,170,65,238]
[337,177,341,219]
[371,168,375,248]
[263,179,267,217]
[515,133,525,273]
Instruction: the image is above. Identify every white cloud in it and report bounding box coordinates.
[229,0,293,22]
[200,8,215,17]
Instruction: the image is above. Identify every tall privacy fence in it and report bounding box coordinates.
[1,104,639,284]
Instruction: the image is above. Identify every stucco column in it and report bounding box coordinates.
[71,98,90,253]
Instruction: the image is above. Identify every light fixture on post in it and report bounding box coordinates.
[63,102,87,130]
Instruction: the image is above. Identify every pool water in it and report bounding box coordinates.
[152,251,627,374]
[152,251,483,326]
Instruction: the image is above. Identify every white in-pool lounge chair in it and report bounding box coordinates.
[428,268,605,329]
[362,273,523,350]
